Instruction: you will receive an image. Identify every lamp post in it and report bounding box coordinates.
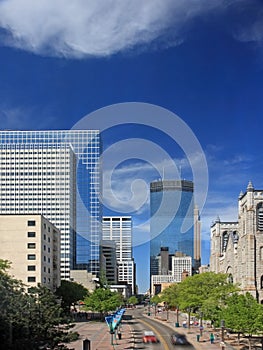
[187,308,191,329]
[199,311,203,337]
[175,306,179,327]
[221,319,225,342]
[147,301,151,316]
[166,304,169,320]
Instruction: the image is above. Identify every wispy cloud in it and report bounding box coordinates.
[0,105,57,130]
[0,0,258,58]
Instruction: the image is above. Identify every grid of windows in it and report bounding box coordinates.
[172,256,192,282]
[102,216,135,293]
[0,130,102,278]
[102,217,132,261]
[150,180,194,279]
[257,203,263,232]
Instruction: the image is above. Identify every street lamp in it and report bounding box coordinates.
[147,301,151,316]
[199,311,203,337]
[175,306,179,327]
[221,319,225,342]
[187,308,191,329]
[166,304,169,320]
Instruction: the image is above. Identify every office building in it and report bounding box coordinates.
[102,216,135,294]
[0,130,101,279]
[0,214,60,291]
[100,240,118,284]
[210,181,263,302]
[171,255,192,281]
[150,248,192,295]
[150,180,198,281]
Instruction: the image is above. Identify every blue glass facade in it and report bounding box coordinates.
[0,130,102,278]
[150,180,194,276]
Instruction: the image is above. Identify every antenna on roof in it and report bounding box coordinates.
[179,164,182,180]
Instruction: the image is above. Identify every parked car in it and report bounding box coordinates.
[171,333,189,345]
[142,331,158,343]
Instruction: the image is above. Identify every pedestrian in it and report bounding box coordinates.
[210,332,215,344]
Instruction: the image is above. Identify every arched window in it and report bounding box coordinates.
[261,275,263,289]
[257,203,263,232]
[222,231,229,252]
[228,274,233,284]
[231,231,239,244]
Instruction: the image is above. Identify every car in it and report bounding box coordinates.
[142,331,158,343]
[171,333,190,345]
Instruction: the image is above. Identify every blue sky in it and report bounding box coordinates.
[1,0,263,293]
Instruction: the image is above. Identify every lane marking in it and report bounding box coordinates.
[139,318,170,350]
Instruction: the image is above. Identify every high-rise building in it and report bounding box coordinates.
[102,216,136,294]
[171,255,192,281]
[0,130,101,279]
[150,248,192,295]
[0,214,60,291]
[150,180,198,281]
[100,240,118,284]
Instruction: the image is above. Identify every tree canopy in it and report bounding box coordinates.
[176,272,238,322]
[83,287,123,316]
[56,280,89,313]
[0,259,75,349]
[155,272,239,326]
[128,295,139,305]
[222,292,263,336]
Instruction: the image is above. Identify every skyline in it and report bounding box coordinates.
[1,1,263,292]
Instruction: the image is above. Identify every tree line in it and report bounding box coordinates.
[151,272,263,349]
[0,259,127,349]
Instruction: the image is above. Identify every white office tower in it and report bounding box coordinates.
[102,217,135,294]
[171,255,192,282]
[0,130,101,280]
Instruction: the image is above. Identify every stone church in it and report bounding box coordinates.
[210,181,263,303]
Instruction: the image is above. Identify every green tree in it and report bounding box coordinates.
[177,272,238,325]
[0,259,11,271]
[0,261,74,349]
[56,280,89,314]
[150,294,161,305]
[161,283,179,309]
[222,292,263,350]
[150,294,161,316]
[83,288,123,318]
[128,295,138,305]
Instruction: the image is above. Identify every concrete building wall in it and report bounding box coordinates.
[70,270,98,292]
[0,214,60,291]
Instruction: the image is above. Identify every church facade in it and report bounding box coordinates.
[210,181,263,303]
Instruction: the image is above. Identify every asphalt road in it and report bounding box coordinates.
[129,306,195,350]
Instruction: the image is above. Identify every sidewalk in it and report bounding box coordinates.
[66,308,238,350]
[66,318,135,350]
[146,308,236,350]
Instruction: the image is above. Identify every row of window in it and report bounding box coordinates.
[27,276,52,283]
[27,254,52,263]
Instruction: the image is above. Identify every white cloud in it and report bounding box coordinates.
[0,105,57,130]
[0,0,241,58]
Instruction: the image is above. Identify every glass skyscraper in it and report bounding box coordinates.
[150,180,194,277]
[0,130,101,279]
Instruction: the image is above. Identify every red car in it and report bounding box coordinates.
[142,331,158,343]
